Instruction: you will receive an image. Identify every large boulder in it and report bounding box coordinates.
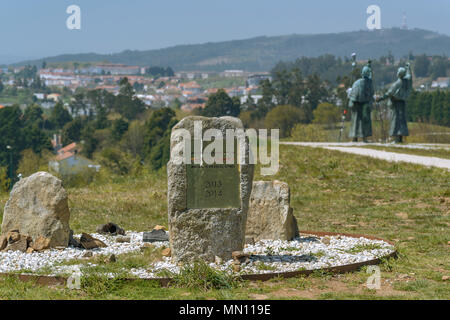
[245,180,299,241]
[1,172,71,248]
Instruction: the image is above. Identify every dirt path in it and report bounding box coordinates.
[282,142,450,170]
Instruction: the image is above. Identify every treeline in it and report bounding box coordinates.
[407,90,450,126]
[50,78,177,172]
[14,28,450,72]
[0,105,52,190]
[272,53,449,87]
[197,68,337,138]
[0,77,178,190]
[413,55,449,79]
[144,66,174,77]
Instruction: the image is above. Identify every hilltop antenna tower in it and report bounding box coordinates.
[401,11,408,30]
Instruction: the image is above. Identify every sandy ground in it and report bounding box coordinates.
[281,142,450,170]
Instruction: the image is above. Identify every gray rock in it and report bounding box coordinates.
[167,116,254,263]
[115,236,131,243]
[143,229,169,243]
[232,251,250,264]
[68,230,82,248]
[1,172,71,248]
[96,222,125,236]
[245,180,299,241]
[0,234,7,251]
[4,235,30,252]
[79,233,107,249]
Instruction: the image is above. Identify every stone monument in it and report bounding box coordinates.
[167,116,254,263]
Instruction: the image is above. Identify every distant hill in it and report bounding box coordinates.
[14,28,450,72]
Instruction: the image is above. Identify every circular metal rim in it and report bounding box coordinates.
[0,230,397,287]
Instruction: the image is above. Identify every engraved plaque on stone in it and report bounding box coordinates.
[186,164,240,209]
[186,141,241,209]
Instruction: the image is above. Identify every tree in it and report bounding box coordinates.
[115,77,146,120]
[312,102,341,128]
[414,54,430,77]
[144,108,177,170]
[287,68,305,108]
[304,73,330,122]
[149,130,172,171]
[50,102,72,129]
[62,118,84,145]
[243,94,256,111]
[201,89,240,117]
[98,148,133,175]
[430,90,444,125]
[429,56,448,79]
[80,124,98,159]
[0,106,24,177]
[170,98,182,110]
[17,149,41,177]
[22,124,52,154]
[121,120,145,158]
[23,104,44,127]
[111,118,129,141]
[0,80,4,94]
[264,105,306,138]
[257,79,274,117]
[0,167,10,193]
[0,105,50,182]
[444,91,450,127]
[95,105,109,129]
[272,69,293,106]
[70,91,87,116]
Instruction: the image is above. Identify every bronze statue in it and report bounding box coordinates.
[348,62,374,142]
[376,63,412,143]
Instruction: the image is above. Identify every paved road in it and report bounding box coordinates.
[281,142,450,170]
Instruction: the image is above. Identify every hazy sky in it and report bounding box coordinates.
[0,0,449,63]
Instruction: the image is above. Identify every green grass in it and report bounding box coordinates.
[170,261,240,291]
[289,121,450,144]
[0,89,34,105]
[0,144,449,299]
[344,244,384,254]
[256,262,278,271]
[356,145,450,160]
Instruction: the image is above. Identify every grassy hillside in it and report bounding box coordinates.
[14,28,450,72]
[0,144,448,299]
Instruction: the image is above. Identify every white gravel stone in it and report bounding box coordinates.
[0,231,167,275]
[0,231,395,279]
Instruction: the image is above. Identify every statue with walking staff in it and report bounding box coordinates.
[376,62,412,144]
[348,60,374,143]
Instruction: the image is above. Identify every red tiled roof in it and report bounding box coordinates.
[55,142,80,161]
[59,142,77,154]
[55,152,76,161]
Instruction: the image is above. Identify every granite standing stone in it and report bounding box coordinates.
[1,172,71,248]
[167,116,254,263]
[245,180,299,241]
